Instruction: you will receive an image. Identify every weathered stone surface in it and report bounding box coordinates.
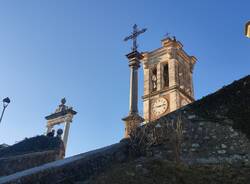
[0,150,61,177]
[0,142,129,184]
[130,75,250,165]
[0,135,64,158]
[0,136,64,177]
[85,157,250,184]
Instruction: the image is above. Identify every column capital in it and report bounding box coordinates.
[122,113,144,122]
[126,51,143,68]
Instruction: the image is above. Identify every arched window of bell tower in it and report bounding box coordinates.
[151,67,157,92]
[163,63,169,88]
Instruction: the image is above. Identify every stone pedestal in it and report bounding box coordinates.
[122,113,144,138]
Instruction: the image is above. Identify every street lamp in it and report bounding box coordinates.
[0,97,10,124]
[245,21,250,38]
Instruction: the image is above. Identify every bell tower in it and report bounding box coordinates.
[142,37,197,121]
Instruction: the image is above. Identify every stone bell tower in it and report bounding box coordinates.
[142,36,197,122]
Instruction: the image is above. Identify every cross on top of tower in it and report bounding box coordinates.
[165,32,171,38]
[124,24,147,51]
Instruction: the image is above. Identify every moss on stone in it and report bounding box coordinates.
[0,135,63,157]
[190,75,250,138]
[85,157,250,184]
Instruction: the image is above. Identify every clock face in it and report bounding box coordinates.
[151,97,168,117]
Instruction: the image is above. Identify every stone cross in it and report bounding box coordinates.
[122,24,145,138]
[124,24,147,51]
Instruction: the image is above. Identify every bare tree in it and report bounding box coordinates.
[172,115,183,163]
[129,114,184,162]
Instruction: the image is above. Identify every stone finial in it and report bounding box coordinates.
[61,98,66,105]
[55,98,68,113]
[57,129,63,138]
[47,129,55,137]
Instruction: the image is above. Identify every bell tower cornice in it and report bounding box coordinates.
[161,37,183,49]
[142,38,197,72]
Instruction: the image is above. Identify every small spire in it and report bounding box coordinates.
[173,36,176,41]
[164,33,177,42]
[164,32,171,39]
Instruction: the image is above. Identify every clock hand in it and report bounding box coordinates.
[155,105,164,108]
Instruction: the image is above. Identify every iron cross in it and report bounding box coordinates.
[124,24,147,51]
[165,32,171,38]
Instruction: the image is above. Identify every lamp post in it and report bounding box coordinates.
[0,97,10,124]
[245,21,250,38]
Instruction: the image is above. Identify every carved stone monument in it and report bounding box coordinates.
[45,98,77,150]
[122,24,146,138]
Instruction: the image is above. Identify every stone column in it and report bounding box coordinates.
[46,125,53,134]
[122,51,144,138]
[129,66,139,114]
[63,121,71,149]
[168,58,178,87]
[127,51,142,114]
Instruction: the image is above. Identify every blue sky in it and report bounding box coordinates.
[0,0,249,157]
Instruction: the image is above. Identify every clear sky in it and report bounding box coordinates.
[0,0,249,157]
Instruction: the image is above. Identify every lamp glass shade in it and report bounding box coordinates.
[3,97,10,104]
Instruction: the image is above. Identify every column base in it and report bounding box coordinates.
[122,113,144,138]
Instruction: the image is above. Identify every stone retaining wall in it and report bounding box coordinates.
[0,150,62,177]
[0,142,129,184]
[130,111,250,165]
[0,135,65,177]
[130,75,250,165]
